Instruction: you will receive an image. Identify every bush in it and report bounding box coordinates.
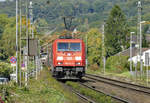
[106,55,129,73]
[89,64,99,71]
[0,62,12,78]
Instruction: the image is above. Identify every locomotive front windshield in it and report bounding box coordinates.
[58,42,81,51]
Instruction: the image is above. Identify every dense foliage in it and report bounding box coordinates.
[0,14,38,61]
[0,62,12,78]
[0,0,150,31]
[105,5,129,57]
[87,28,102,66]
[0,16,16,60]
[106,55,129,73]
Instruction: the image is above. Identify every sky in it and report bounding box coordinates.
[0,0,6,2]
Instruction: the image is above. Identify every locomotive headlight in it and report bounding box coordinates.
[57,56,63,60]
[58,62,63,65]
[75,56,81,60]
[76,62,81,65]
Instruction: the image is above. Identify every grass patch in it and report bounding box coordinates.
[66,81,115,103]
[0,68,79,103]
[86,68,102,75]
[116,71,131,77]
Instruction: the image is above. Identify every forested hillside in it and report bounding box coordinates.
[0,0,150,31]
[0,0,150,84]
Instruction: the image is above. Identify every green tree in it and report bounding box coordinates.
[87,28,102,66]
[0,14,10,60]
[105,5,129,57]
[0,15,36,60]
[0,14,9,38]
[0,17,16,60]
[0,62,12,78]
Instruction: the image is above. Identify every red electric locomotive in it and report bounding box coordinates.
[50,37,86,79]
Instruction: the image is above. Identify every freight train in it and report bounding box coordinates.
[48,36,86,79]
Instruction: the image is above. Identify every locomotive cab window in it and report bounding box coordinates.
[57,42,81,51]
[70,43,81,51]
[58,43,69,51]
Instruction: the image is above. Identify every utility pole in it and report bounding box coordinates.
[130,32,135,74]
[138,1,143,78]
[25,0,29,86]
[102,21,106,74]
[85,19,89,70]
[29,1,34,38]
[16,0,18,84]
[19,0,22,86]
[36,40,40,80]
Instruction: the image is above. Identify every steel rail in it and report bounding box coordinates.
[79,83,130,103]
[59,81,96,103]
[86,74,150,95]
[72,90,96,103]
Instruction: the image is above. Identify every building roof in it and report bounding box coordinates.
[127,35,150,44]
[116,48,149,57]
[146,35,150,42]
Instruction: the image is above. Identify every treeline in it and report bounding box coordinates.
[0,14,16,61]
[0,0,150,31]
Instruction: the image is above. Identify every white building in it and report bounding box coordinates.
[128,48,150,66]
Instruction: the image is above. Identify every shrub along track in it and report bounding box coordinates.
[83,74,150,103]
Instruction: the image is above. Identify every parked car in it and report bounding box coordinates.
[0,77,8,84]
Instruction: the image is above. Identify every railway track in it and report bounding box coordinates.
[85,74,150,95]
[59,81,96,103]
[72,89,96,103]
[79,82,130,103]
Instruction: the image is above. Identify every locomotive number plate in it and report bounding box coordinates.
[66,57,73,60]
